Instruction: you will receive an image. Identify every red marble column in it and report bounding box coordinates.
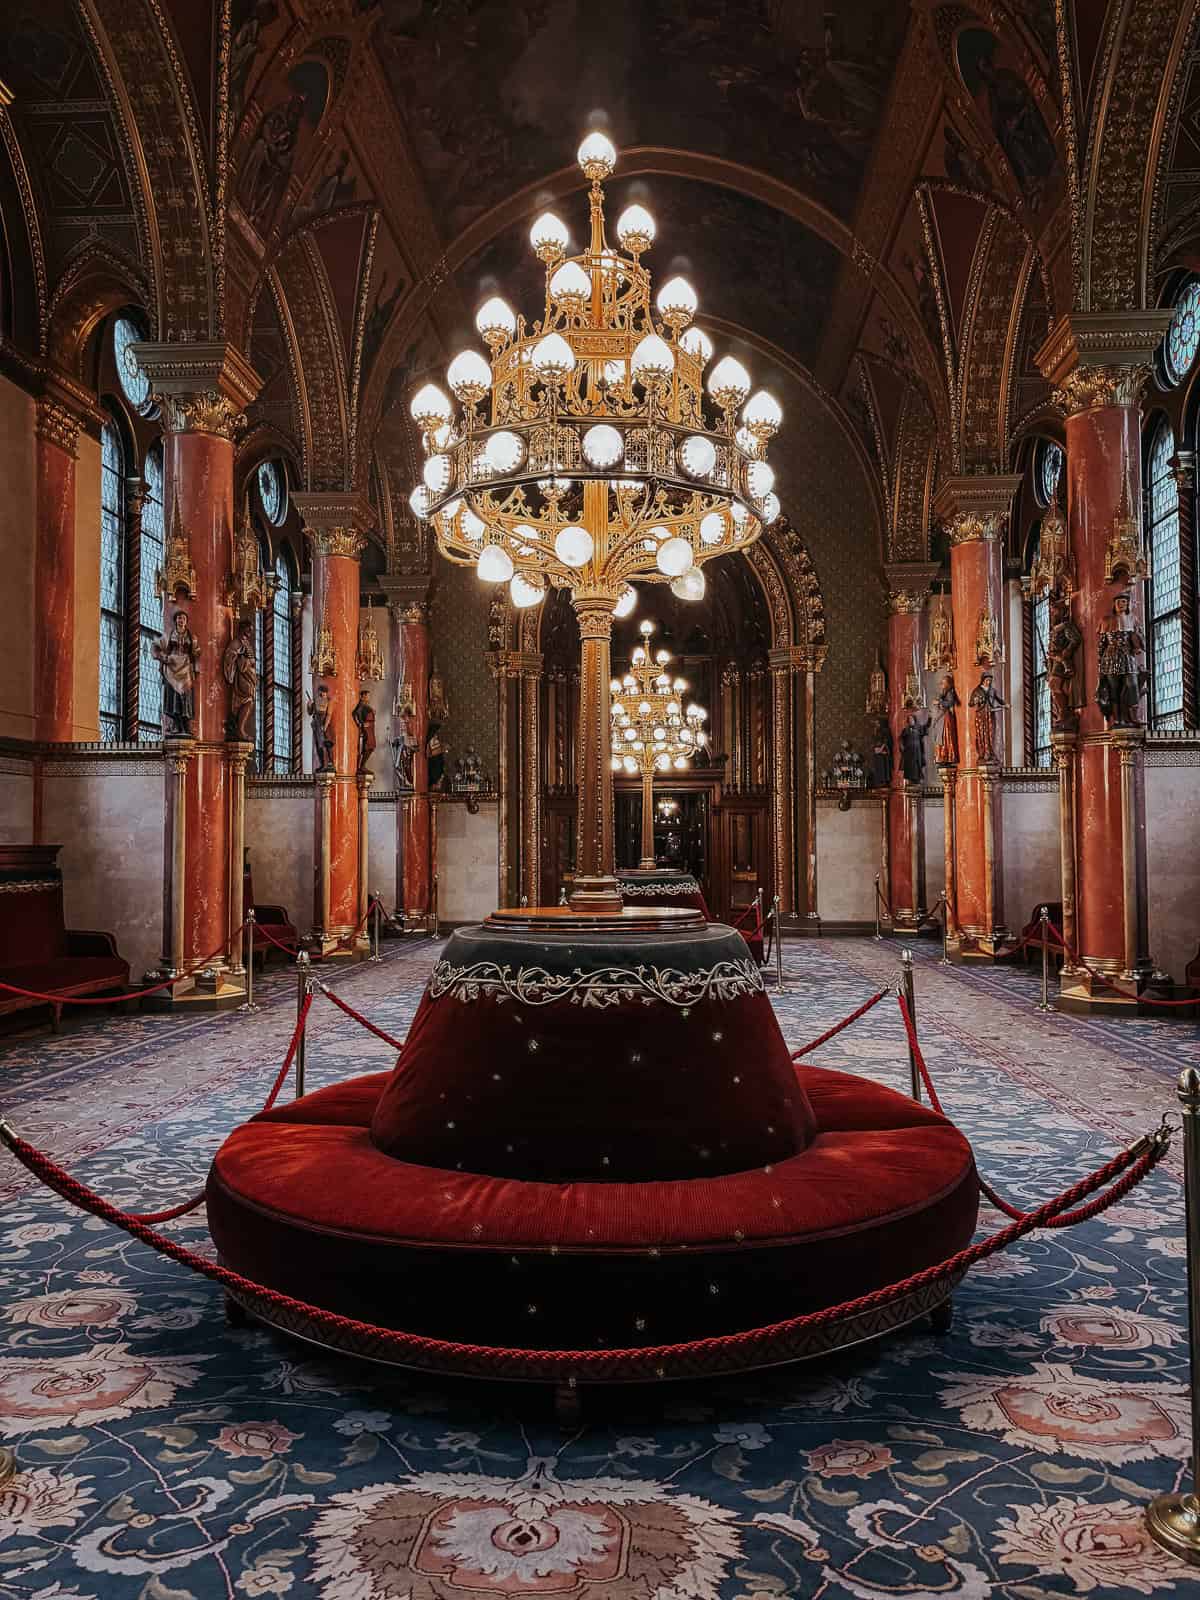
[883,568,937,931]
[33,397,80,742]
[297,498,371,954]
[936,477,1020,959]
[1037,313,1172,1009]
[135,344,260,1004]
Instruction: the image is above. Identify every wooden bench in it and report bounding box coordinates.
[244,854,299,966]
[0,845,129,1029]
[1018,900,1065,965]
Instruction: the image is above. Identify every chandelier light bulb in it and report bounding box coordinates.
[483,430,525,475]
[632,646,647,666]
[735,425,762,458]
[747,459,776,502]
[647,524,670,542]
[610,756,623,772]
[613,584,637,619]
[550,260,590,307]
[577,130,617,179]
[654,752,669,771]
[674,755,689,769]
[730,500,749,529]
[699,511,727,545]
[409,484,432,520]
[655,672,670,688]
[655,648,669,663]
[744,388,783,437]
[532,332,576,380]
[639,619,655,636]
[761,491,781,525]
[680,434,717,479]
[460,506,486,541]
[623,755,639,773]
[707,355,752,409]
[674,676,688,693]
[422,453,451,493]
[679,326,714,365]
[554,524,594,568]
[616,203,656,254]
[476,544,514,583]
[656,274,698,327]
[475,296,516,345]
[609,678,622,695]
[410,383,453,428]
[447,349,491,401]
[631,332,675,386]
[530,211,569,259]
[622,673,636,689]
[510,571,546,608]
[623,727,636,743]
[582,423,623,469]
[656,536,693,577]
[671,566,706,602]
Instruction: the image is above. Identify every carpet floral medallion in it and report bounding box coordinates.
[0,938,1193,1598]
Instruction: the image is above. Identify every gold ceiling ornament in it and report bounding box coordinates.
[227,499,274,616]
[974,604,1004,666]
[356,596,386,681]
[156,491,198,602]
[865,650,888,716]
[610,619,708,869]
[1105,444,1149,585]
[407,129,782,910]
[1028,484,1073,600]
[924,592,956,671]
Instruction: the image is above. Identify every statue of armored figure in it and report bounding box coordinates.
[308,683,335,773]
[352,690,376,773]
[1097,592,1147,727]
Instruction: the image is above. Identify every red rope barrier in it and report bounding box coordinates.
[1043,923,1200,1007]
[731,901,763,937]
[254,920,300,955]
[0,1110,1168,1382]
[316,982,405,1052]
[790,988,889,1060]
[0,921,252,1007]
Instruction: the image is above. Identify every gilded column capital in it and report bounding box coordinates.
[1171,449,1195,494]
[35,397,79,457]
[572,596,615,641]
[379,574,432,624]
[394,601,430,627]
[304,525,367,560]
[884,562,940,613]
[131,341,261,438]
[1035,311,1172,408]
[932,474,1020,544]
[294,492,374,560]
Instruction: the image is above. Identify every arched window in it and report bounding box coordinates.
[271,550,296,773]
[1146,420,1184,728]
[1163,280,1200,388]
[98,419,126,742]
[1036,440,1063,509]
[254,540,269,775]
[137,443,166,740]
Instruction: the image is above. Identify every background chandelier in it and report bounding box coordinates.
[611,621,707,869]
[409,128,781,911]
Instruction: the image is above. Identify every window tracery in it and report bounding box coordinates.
[1146,420,1183,729]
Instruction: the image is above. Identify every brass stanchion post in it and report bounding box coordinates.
[238,910,258,1013]
[369,894,383,963]
[1146,1067,1200,1565]
[294,950,311,1099]
[773,893,785,994]
[873,873,882,941]
[1035,906,1053,1013]
[938,889,951,966]
[901,947,919,1101]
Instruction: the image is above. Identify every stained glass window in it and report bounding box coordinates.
[99,422,126,741]
[1030,530,1051,766]
[137,444,165,740]
[113,316,152,415]
[1037,440,1063,509]
[1163,281,1200,388]
[272,551,295,774]
[1147,420,1183,728]
[258,458,286,525]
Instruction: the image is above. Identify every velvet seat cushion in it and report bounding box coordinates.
[0,956,129,998]
[207,1067,978,1351]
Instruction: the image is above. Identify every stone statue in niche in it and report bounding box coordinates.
[969,671,1007,763]
[1045,586,1083,733]
[153,610,201,737]
[391,730,416,789]
[308,683,335,773]
[352,690,377,773]
[1097,591,1148,727]
[870,718,893,787]
[899,710,930,785]
[223,623,257,745]
[933,673,961,764]
[427,721,448,791]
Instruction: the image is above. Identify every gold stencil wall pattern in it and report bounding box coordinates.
[430,562,499,782]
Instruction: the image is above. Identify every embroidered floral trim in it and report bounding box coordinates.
[619,880,699,897]
[428,956,763,1008]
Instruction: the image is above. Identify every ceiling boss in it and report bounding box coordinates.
[408,128,782,911]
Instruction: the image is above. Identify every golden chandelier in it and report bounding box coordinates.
[407,128,781,910]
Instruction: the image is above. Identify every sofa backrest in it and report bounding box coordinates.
[0,847,67,967]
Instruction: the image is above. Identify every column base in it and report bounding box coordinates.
[308,929,364,962]
[891,913,937,938]
[141,965,248,1012]
[1056,962,1155,1015]
[949,930,1014,964]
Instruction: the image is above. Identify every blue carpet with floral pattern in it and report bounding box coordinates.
[0,934,1195,1599]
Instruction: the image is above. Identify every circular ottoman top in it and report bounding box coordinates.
[369,920,812,1181]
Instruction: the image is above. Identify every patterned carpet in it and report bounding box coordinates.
[0,935,1194,1599]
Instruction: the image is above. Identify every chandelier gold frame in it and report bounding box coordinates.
[408,129,781,910]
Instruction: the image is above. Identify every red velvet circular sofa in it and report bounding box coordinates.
[207,917,977,1381]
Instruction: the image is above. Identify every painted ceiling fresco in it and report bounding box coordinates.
[453,175,841,372]
[375,0,909,237]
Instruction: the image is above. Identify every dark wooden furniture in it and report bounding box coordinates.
[0,845,129,1028]
[244,855,299,965]
[1018,900,1065,965]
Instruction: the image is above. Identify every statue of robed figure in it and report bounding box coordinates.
[152,610,201,737]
